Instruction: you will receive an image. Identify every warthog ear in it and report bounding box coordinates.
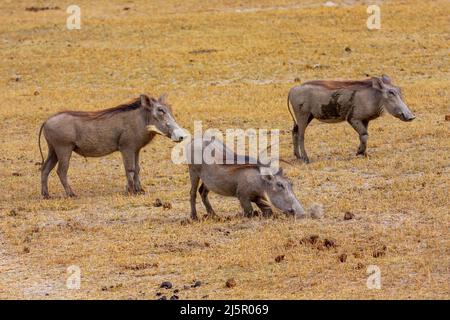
[259,166,275,183]
[381,74,392,84]
[159,93,168,104]
[372,77,384,90]
[140,94,151,108]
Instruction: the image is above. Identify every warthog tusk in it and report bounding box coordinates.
[146,125,164,136]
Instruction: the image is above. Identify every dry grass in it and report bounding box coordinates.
[0,0,449,299]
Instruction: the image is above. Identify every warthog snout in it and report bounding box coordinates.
[288,202,306,219]
[171,128,189,142]
[401,112,416,122]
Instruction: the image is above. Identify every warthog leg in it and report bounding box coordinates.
[133,150,145,194]
[254,198,273,217]
[41,146,58,199]
[199,183,217,217]
[121,149,137,194]
[189,168,200,220]
[238,196,254,218]
[348,119,369,156]
[55,145,76,197]
[294,112,313,163]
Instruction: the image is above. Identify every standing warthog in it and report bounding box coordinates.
[186,137,305,220]
[287,75,415,163]
[39,94,188,198]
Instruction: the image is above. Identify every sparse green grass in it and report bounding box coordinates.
[0,0,448,299]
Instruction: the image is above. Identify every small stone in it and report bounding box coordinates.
[192,280,201,288]
[344,46,352,53]
[158,296,167,300]
[323,1,337,7]
[173,289,179,294]
[445,115,450,121]
[23,247,30,253]
[170,295,179,300]
[160,281,172,289]
[225,278,236,288]
[163,202,172,210]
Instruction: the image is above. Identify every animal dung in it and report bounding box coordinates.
[308,203,324,219]
[225,278,236,288]
[162,202,172,210]
[153,198,163,207]
[373,245,387,258]
[324,238,336,249]
[445,115,450,121]
[338,253,347,263]
[275,255,285,263]
[344,212,355,220]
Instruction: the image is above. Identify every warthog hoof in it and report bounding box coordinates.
[356,151,368,157]
[298,156,310,164]
[135,188,146,195]
[67,192,77,198]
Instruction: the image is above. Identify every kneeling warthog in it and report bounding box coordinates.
[39,94,188,198]
[288,75,415,163]
[185,137,305,220]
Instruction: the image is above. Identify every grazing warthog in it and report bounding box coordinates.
[39,94,188,198]
[186,138,305,220]
[287,75,415,163]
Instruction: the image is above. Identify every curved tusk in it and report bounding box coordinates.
[146,125,164,135]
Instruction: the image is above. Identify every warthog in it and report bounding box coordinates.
[287,75,415,163]
[185,137,305,220]
[38,94,188,198]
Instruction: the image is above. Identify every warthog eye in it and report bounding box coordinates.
[388,90,396,96]
[157,107,166,114]
[276,182,285,189]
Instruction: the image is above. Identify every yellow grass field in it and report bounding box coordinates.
[0,0,448,299]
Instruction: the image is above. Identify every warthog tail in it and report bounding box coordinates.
[38,122,45,170]
[287,93,297,124]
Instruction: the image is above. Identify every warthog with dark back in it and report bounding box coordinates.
[185,137,305,220]
[39,94,187,198]
[287,75,415,163]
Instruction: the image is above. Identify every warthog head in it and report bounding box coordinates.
[373,75,415,122]
[260,167,305,218]
[143,94,188,142]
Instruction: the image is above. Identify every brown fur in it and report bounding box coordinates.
[55,96,172,120]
